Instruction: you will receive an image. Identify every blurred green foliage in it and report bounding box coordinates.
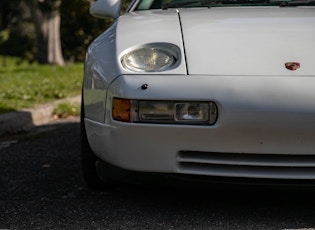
[0,0,132,63]
[0,56,83,113]
[60,0,114,62]
[53,102,81,118]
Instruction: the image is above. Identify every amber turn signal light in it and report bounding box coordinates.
[112,98,131,122]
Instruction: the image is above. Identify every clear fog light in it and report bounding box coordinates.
[175,102,217,124]
[176,103,208,121]
[138,101,217,125]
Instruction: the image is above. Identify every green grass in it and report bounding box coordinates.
[0,56,83,114]
[53,102,81,118]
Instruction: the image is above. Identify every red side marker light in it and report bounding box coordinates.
[285,62,300,71]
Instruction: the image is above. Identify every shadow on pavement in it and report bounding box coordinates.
[0,111,34,135]
[1,119,315,229]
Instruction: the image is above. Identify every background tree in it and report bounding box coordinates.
[60,0,114,62]
[60,0,131,62]
[0,0,35,65]
[25,0,64,65]
[0,0,131,65]
[0,1,10,30]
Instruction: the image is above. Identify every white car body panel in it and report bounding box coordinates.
[84,10,187,122]
[84,23,119,122]
[83,6,315,180]
[180,8,315,75]
[86,74,315,179]
[116,10,187,75]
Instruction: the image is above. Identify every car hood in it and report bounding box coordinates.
[179,7,315,76]
[117,8,315,76]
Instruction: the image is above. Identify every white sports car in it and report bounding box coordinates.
[81,0,315,188]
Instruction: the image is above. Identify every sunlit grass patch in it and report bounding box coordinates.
[0,56,83,114]
[53,102,81,119]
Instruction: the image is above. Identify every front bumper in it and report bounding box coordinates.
[85,74,315,180]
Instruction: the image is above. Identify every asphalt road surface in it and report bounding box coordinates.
[1,118,315,229]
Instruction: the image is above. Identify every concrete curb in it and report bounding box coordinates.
[0,95,81,135]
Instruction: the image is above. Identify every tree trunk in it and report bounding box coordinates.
[48,10,64,65]
[26,0,64,65]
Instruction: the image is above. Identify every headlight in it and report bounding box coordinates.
[121,43,181,72]
[112,98,218,125]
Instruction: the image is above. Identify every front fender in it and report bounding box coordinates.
[83,22,121,123]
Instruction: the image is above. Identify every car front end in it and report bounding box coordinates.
[82,3,315,188]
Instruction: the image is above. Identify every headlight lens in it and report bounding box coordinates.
[139,101,174,121]
[121,43,180,72]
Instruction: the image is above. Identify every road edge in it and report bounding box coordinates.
[0,95,81,135]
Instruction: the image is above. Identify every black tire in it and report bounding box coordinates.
[80,99,106,190]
